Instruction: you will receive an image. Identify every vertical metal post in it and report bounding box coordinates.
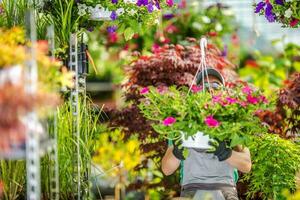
[25,9,40,200]
[69,33,81,200]
[47,25,60,200]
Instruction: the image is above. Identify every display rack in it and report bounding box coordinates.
[69,33,89,200]
[24,10,59,200]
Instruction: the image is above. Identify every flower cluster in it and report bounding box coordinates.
[139,82,270,147]
[255,0,300,28]
[75,0,170,34]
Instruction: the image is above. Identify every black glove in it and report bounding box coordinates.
[208,140,232,161]
[172,141,185,160]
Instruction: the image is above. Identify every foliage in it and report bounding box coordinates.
[243,134,300,200]
[106,42,236,194]
[239,42,300,95]
[138,82,269,148]
[254,0,300,28]
[93,129,141,179]
[40,97,102,199]
[0,161,26,200]
[255,72,300,138]
[39,0,171,58]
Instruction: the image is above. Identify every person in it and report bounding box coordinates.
[161,68,251,200]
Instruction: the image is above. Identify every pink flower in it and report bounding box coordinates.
[212,95,222,103]
[290,19,299,27]
[242,86,253,95]
[226,97,238,104]
[247,95,259,104]
[140,87,149,95]
[239,101,248,108]
[163,117,176,126]
[259,95,268,103]
[166,0,174,7]
[191,85,203,93]
[157,86,168,94]
[204,115,220,128]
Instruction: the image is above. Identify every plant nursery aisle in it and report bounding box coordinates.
[0,0,299,200]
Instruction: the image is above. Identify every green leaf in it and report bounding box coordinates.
[124,27,135,41]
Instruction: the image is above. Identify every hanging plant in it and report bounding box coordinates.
[138,82,270,149]
[254,0,300,28]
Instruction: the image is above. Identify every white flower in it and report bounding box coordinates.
[116,8,125,15]
[215,23,223,31]
[128,9,136,16]
[124,0,137,3]
[154,19,160,24]
[78,3,87,16]
[192,22,202,31]
[284,8,293,18]
[202,16,211,24]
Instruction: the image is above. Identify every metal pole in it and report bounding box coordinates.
[69,33,81,200]
[25,9,40,200]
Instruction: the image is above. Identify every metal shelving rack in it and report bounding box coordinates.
[69,33,89,200]
[24,10,59,200]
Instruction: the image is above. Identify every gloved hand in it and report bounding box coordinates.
[172,140,185,160]
[207,139,232,161]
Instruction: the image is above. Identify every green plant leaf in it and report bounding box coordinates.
[124,27,135,41]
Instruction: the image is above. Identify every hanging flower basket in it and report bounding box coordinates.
[254,0,300,28]
[138,81,270,148]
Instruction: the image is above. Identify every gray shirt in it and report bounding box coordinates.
[182,148,235,186]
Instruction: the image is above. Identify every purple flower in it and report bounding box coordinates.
[163,117,176,126]
[163,13,174,20]
[110,11,118,21]
[221,45,228,57]
[137,0,148,6]
[255,1,265,13]
[112,0,118,4]
[275,0,284,5]
[265,3,276,22]
[87,27,94,32]
[107,25,117,33]
[155,0,161,9]
[147,2,154,13]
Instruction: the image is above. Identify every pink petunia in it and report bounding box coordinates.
[226,97,238,104]
[140,87,149,95]
[163,117,176,126]
[191,85,203,93]
[290,19,299,27]
[212,95,222,103]
[239,101,248,108]
[204,115,220,128]
[247,95,259,104]
[242,86,253,95]
[157,86,168,94]
[166,0,174,7]
[259,95,268,103]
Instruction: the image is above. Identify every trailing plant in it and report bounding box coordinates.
[243,134,300,200]
[138,82,269,149]
[39,0,171,58]
[254,0,300,28]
